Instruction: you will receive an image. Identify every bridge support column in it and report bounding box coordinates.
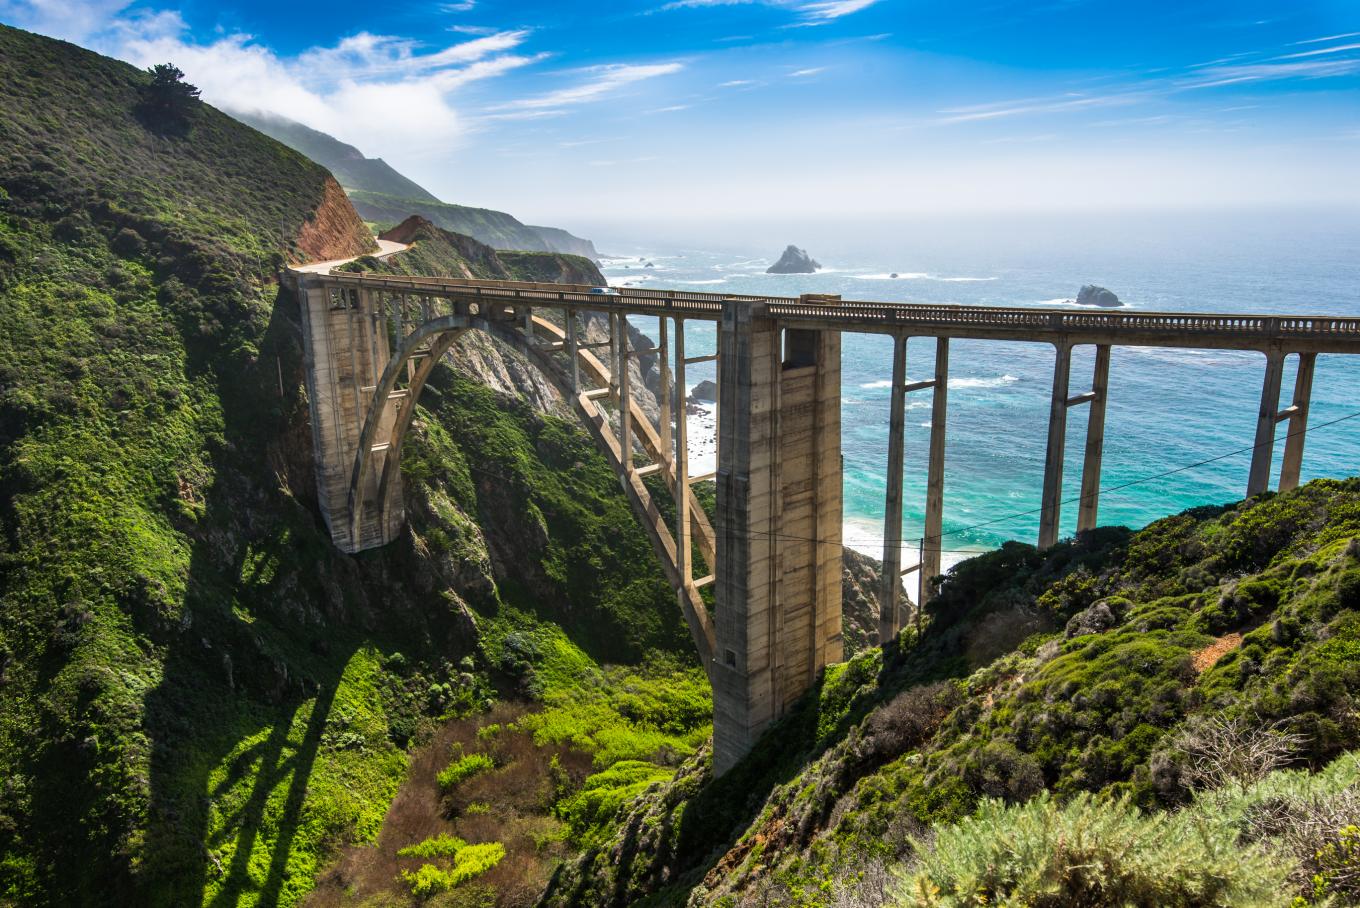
[298,277,401,553]
[1039,342,1073,549]
[713,303,843,775]
[921,338,949,606]
[674,318,691,585]
[880,335,908,643]
[1279,352,1316,492]
[1248,348,1286,498]
[1076,344,1111,533]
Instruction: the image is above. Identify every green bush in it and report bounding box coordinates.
[397,833,466,859]
[401,842,506,896]
[438,753,495,791]
[898,792,1289,907]
[556,760,673,845]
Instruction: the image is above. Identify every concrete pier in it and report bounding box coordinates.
[712,303,843,774]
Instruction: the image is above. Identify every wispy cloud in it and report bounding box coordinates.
[657,0,879,22]
[491,62,685,111]
[789,66,827,77]
[1181,57,1360,90]
[1290,31,1360,45]
[720,78,757,87]
[938,91,1139,122]
[1276,42,1360,61]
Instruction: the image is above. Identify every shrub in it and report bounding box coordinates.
[898,792,1288,907]
[438,752,495,791]
[397,833,466,859]
[401,842,506,896]
[1162,716,1305,793]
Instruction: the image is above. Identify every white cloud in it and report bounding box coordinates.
[104,16,540,158]
[720,78,756,86]
[492,62,684,111]
[789,66,826,77]
[0,0,132,42]
[657,0,879,21]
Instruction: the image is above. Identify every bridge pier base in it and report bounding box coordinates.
[713,302,843,775]
[298,277,404,553]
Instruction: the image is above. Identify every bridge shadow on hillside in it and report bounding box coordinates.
[137,280,365,907]
[138,281,456,907]
[139,278,696,905]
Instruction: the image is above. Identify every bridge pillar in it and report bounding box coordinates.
[298,277,403,553]
[1248,348,1286,498]
[713,302,843,775]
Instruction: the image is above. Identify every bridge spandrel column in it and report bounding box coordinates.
[713,303,843,776]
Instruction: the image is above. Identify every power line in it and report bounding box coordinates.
[704,407,1360,551]
[439,401,1360,556]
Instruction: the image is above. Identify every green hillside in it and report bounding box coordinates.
[348,188,556,252]
[546,480,1360,907]
[230,110,442,203]
[0,25,690,907]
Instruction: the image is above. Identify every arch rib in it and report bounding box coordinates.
[343,309,717,667]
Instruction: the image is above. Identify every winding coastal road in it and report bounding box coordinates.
[293,238,408,275]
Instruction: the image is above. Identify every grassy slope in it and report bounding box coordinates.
[544,479,1360,907]
[347,190,555,253]
[0,25,691,908]
[229,111,441,204]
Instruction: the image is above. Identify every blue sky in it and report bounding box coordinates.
[2,0,1358,222]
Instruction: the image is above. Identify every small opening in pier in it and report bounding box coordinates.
[783,328,817,369]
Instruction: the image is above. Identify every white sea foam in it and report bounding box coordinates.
[949,374,1018,390]
[852,272,994,282]
[676,278,728,285]
[859,379,894,389]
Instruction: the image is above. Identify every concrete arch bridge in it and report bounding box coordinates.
[292,270,1360,773]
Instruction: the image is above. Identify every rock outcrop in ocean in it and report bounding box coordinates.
[1076,284,1124,307]
[766,245,821,274]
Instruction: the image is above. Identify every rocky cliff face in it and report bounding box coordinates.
[294,176,377,262]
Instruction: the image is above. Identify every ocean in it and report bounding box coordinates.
[584,210,1360,572]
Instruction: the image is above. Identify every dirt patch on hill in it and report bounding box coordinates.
[1193,632,1243,673]
[294,177,376,263]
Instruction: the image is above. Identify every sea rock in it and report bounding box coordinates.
[690,380,718,401]
[766,245,821,274]
[1076,284,1123,308]
[889,273,899,279]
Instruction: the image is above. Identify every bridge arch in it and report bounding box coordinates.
[335,301,721,669]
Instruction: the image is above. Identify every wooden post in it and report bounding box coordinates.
[566,308,579,393]
[921,337,948,605]
[1039,342,1073,549]
[1077,344,1111,532]
[1278,351,1316,492]
[1248,348,1285,498]
[880,334,907,643]
[659,317,673,458]
[619,314,633,470]
[675,317,691,584]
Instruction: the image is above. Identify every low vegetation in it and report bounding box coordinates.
[545,479,1360,907]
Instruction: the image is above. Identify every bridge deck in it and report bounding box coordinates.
[319,272,1360,353]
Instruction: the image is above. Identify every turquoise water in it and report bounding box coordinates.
[591,211,1360,563]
